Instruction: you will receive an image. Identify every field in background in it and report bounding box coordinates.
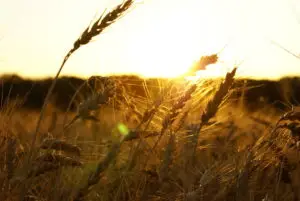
[1,73,300,201]
[1,74,300,112]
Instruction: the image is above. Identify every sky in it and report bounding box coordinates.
[0,0,300,80]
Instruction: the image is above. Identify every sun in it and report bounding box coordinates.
[124,30,228,79]
[120,0,236,79]
[184,63,231,82]
[125,33,233,79]
[124,30,202,78]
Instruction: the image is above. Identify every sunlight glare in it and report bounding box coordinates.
[2,0,300,79]
[122,0,235,78]
[185,63,230,82]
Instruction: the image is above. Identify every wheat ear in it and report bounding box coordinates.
[19,2,135,199]
[191,67,237,159]
[29,0,135,161]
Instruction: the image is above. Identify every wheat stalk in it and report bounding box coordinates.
[161,84,197,134]
[114,81,143,121]
[73,142,121,201]
[190,67,237,161]
[61,77,116,135]
[149,84,197,154]
[29,0,135,162]
[18,3,135,199]
[158,133,175,182]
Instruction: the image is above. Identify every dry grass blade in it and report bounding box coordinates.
[270,39,300,60]
[40,138,81,156]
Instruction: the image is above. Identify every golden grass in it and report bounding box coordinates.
[1,0,300,200]
[2,92,299,200]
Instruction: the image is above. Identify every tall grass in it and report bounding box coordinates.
[31,0,135,159]
[1,0,300,201]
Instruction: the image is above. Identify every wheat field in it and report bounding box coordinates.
[1,0,300,201]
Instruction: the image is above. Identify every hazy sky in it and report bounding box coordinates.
[1,0,300,79]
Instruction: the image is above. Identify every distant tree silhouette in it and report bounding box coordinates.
[1,74,300,112]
